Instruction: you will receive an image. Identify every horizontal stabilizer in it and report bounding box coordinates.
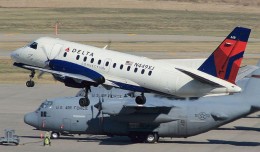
[175,66,241,93]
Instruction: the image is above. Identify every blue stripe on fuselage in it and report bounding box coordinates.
[49,59,158,94]
[49,59,103,82]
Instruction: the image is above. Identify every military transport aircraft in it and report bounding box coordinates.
[11,27,251,106]
[24,66,260,143]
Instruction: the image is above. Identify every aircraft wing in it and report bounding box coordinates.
[22,65,96,83]
[123,100,175,108]
[175,66,241,92]
[102,98,175,115]
[101,99,178,123]
[103,74,142,89]
[20,64,143,91]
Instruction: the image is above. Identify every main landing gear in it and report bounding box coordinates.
[26,70,35,87]
[135,93,146,105]
[129,132,159,143]
[79,86,90,107]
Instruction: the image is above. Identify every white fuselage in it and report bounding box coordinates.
[11,37,238,97]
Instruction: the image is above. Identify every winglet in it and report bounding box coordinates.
[198,27,251,84]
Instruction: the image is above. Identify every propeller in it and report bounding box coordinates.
[42,46,50,65]
[37,45,63,79]
[94,97,104,118]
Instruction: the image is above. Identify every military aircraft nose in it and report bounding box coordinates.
[24,112,38,128]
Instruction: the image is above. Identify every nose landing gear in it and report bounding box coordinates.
[26,70,35,87]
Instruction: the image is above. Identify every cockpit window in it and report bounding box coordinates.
[36,100,53,111]
[29,42,38,49]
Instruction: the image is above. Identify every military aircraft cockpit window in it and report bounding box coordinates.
[37,100,53,111]
[36,103,44,112]
[28,42,38,50]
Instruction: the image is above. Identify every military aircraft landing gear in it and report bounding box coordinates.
[145,133,159,143]
[135,93,146,105]
[26,70,35,87]
[129,132,159,143]
[79,86,90,107]
[50,132,60,139]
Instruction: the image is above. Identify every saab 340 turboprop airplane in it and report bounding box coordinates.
[11,27,251,106]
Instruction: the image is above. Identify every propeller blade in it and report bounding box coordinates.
[52,48,63,59]
[41,46,50,62]
[37,71,45,79]
[37,64,50,79]
[94,97,103,118]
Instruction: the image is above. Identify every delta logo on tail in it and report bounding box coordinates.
[198,27,251,84]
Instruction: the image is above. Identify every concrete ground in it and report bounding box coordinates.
[0,84,259,152]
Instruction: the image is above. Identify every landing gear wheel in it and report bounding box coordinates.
[79,86,91,107]
[26,80,35,87]
[145,133,159,143]
[26,70,35,87]
[51,132,60,139]
[79,98,90,107]
[135,95,146,105]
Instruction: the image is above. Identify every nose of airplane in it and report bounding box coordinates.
[24,112,38,128]
[10,48,21,62]
[10,51,17,61]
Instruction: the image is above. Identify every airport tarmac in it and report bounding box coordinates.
[0,84,260,152]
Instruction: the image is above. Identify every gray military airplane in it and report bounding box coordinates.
[24,67,260,143]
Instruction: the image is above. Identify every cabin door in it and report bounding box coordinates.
[62,118,71,131]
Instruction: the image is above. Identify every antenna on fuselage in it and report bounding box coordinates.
[103,40,111,50]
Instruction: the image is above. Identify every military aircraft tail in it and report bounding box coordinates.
[198,27,251,84]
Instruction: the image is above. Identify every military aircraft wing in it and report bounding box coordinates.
[236,65,259,82]
[101,98,175,116]
[122,100,175,108]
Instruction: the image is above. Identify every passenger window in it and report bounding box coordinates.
[91,58,94,63]
[113,63,116,68]
[105,61,109,66]
[120,64,123,70]
[98,60,101,65]
[134,68,138,73]
[148,71,152,76]
[76,55,80,60]
[29,42,38,49]
[127,66,131,71]
[83,56,87,62]
[141,69,145,74]
[63,52,67,57]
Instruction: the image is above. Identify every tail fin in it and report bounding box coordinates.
[198,27,251,84]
